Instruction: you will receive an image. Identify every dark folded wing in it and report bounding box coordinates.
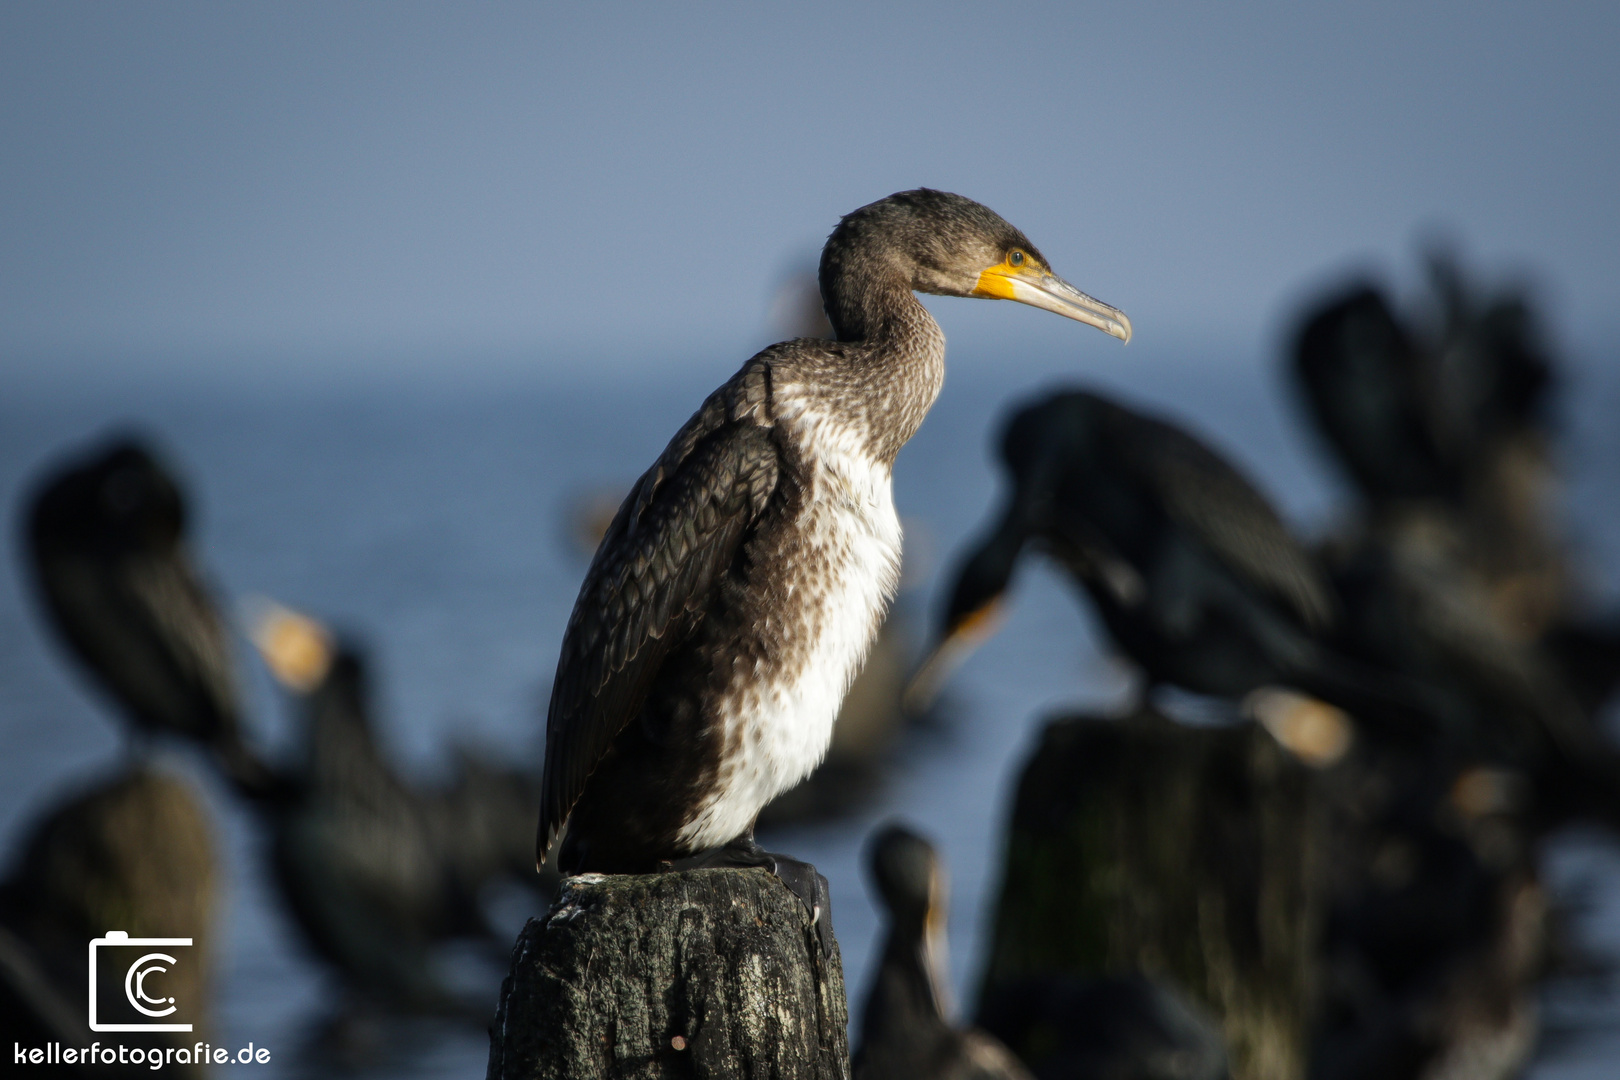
[124,549,243,735]
[1128,413,1336,632]
[537,402,781,860]
[31,545,242,743]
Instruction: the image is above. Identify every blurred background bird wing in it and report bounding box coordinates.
[538,374,782,858]
[1119,408,1336,632]
[121,547,242,735]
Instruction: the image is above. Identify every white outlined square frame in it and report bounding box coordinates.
[88,931,194,1032]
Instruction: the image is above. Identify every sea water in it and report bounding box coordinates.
[2,342,1618,1076]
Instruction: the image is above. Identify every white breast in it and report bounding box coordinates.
[676,411,903,850]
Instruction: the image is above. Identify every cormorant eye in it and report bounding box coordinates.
[1008,250,1025,267]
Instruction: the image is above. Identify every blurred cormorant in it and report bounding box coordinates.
[1291,255,1554,524]
[22,439,542,1014]
[854,823,1032,1080]
[24,437,273,796]
[916,389,1427,737]
[1311,756,1545,1080]
[252,605,548,1012]
[538,190,1129,926]
[1293,261,1620,816]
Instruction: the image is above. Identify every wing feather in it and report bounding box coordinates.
[1121,410,1336,631]
[537,370,780,860]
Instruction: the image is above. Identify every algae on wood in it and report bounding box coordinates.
[488,867,849,1080]
[978,709,1323,1080]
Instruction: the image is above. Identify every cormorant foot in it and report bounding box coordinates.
[671,839,834,954]
[669,834,774,871]
[770,853,835,957]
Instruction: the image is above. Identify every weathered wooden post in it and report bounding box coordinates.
[977,708,1324,1080]
[487,867,849,1080]
[0,765,218,1071]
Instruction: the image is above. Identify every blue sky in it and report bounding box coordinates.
[3,2,1617,376]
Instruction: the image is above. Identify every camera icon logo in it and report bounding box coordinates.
[88,931,194,1032]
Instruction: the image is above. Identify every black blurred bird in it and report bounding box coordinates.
[855,823,1032,1080]
[1291,254,1555,523]
[24,437,273,796]
[1291,254,1570,647]
[1293,260,1620,816]
[23,438,543,1014]
[537,190,1129,921]
[258,624,467,1011]
[251,605,551,1013]
[1293,286,1453,506]
[916,389,1428,738]
[1311,756,1545,1080]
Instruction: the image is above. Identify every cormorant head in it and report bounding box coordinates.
[906,393,1104,711]
[28,436,186,559]
[249,600,375,767]
[943,539,1019,644]
[820,189,1130,342]
[867,822,946,938]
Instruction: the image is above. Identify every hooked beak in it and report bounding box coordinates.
[1244,687,1353,769]
[902,599,1006,714]
[973,263,1131,342]
[244,596,334,693]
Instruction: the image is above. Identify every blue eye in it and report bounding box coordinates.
[1008,250,1025,267]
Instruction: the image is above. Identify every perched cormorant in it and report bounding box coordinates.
[915,388,1427,735]
[22,438,540,1014]
[252,605,548,1012]
[24,437,273,796]
[1292,255,1555,523]
[1293,261,1620,815]
[1290,255,1566,637]
[568,477,929,825]
[854,823,1032,1080]
[537,190,1129,916]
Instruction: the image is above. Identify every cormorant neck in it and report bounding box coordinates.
[979,509,1032,587]
[862,927,949,1041]
[819,240,934,346]
[813,237,947,463]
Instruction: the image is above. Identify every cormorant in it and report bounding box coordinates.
[22,439,541,1015]
[565,483,929,827]
[23,437,273,796]
[1311,756,1546,1080]
[1290,255,1568,639]
[1291,254,1555,524]
[537,190,1129,917]
[251,604,549,1013]
[854,823,1032,1080]
[1293,285,1452,505]
[915,388,1426,734]
[1293,262,1620,818]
